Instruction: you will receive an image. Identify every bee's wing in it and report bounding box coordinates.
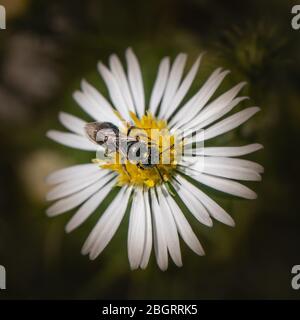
[85,122,120,145]
[84,122,103,143]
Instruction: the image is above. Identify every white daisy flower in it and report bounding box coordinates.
[46,48,263,271]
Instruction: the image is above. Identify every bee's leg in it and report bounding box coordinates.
[137,162,144,170]
[122,163,131,178]
[103,147,116,159]
[104,147,110,158]
[160,136,186,155]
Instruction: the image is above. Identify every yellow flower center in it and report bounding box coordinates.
[94,112,181,188]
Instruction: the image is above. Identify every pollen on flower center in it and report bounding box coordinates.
[96,112,181,188]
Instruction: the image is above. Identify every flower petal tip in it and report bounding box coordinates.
[65,224,73,234]
[253,106,261,113]
[206,218,214,228]
[198,250,206,256]
[45,207,55,217]
[80,247,88,256]
[129,264,139,271]
[46,130,54,140]
[249,192,258,200]
[45,194,52,202]
[228,219,236,227]
[159,266,168,272]
[89,253,98,261]
[58,111,66,119]
[97,61,105,72]
[80,78,88,89]
[139,264,148,270]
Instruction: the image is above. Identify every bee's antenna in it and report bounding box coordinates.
[122,164,131,179]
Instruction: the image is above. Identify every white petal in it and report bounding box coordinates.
[109,54,136,113]
[169,68,229,128]
[59,112,86,135]
[128,189,146,270]
[81,187,127,255]
[193,163,260,181]
[150,188,168,271]
[148,57,170,115]
[192,82,246,126]
[158,53,187,118]
[97,62,130,121]
[186,164,261,181]
[46,170,111,201]
[164,55,202,120]
[175,180,213,227]
[157,186,182,267]
[202,157,264,173]
[202,107,260,141]
[196,97,248,130]
[162,185,204,255]
[65,178,117,232]
[140,191,153,269]
[46,163,100,185]
[47,130,97,151]
[73,90,106,122]
[81,80,120,124]
[46,178,110,217]
[125,48,145,118]
[179,96,247,134]
[82,187,131,259]
[181,156,263,181]
[186,143,263,157]
[192,172,257,200]
[176,175,235,226]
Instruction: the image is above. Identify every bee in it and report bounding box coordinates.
[84,122,163,179]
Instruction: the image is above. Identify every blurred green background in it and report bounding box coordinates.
[1,0,300,299]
